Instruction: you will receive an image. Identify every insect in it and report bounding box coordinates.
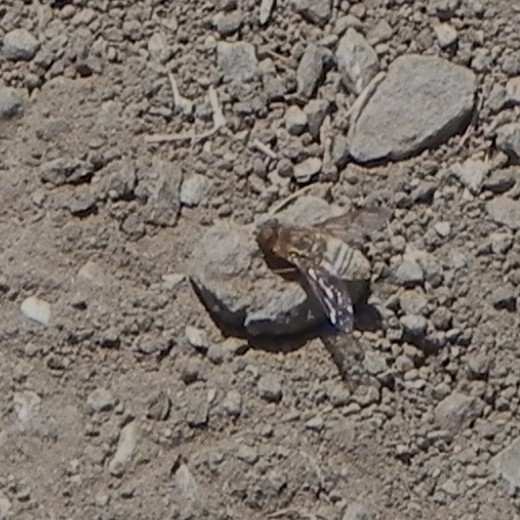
[256,208,388,333]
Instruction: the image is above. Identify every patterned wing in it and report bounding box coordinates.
[298,263,354,333]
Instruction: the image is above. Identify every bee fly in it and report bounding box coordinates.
[256,208,388,333]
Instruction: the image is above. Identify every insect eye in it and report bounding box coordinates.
[257,226,274,247]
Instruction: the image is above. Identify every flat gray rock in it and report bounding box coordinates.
[190,196,371,336]
[486,196,520,230]
[434,392,483,432]
[349,54,476,163]
[217,42,258,83]
[490,437,520,489]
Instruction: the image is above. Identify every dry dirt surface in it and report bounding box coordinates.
[2,1,520,519]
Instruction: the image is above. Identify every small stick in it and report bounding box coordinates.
[144,84,227,144]
[251,138,277,159]
[347,71,385,131]
[168,71,193,115]
[268,183,332,215]
[208,86,226,130]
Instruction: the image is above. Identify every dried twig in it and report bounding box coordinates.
[168,71,193,116]
[347,71,385,131]
[454,87,484,153]
[251,138,278,159]
[268,183,333,215]
[144,83,227,144]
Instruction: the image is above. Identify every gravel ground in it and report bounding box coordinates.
[2,1,520,519]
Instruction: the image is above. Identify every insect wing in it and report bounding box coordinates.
[314,208,390,247]
[302,264,354,333]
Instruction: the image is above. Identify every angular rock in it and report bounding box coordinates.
[505,77,520,106]
[336,29,379,95]
[489,284,517,311]
[259,0,275,25]
[431,0,460,20]
[257,374,283,403]
[40,158,93,186]
[367,20,393,45]
[297,44,328,98]
[434,221,451,238]
[180,174,211,207]
[148,32,172,63]
[395,259,424,287]
[490,437,520,489]
[217,42,258,83]
[146,391,171,421]
[185,325,210,352]
[0,87,23,120]
[174,463,201,505]
[400,314,428,338]
[349,55,476,163]
[105,160,137,200]
[190,196,371,335]
[185,392,209,427]
[222,390,242,417]
[486,196,520,230]
[448,156,493,194]
[434,392,483,431]
[293,157,322,183]
[489,232,513,255]
[13,390,41,425]
[483,167,518,194]
[69,193,98,217]
[140,159,182,227]
[290,0,332,26]
[433,22,458,48]
[495,123,520,163]
[86,387,117,413]
[21,296,51,326]
[399,289,428,315]
[3,28,40,61]
[304,99,330,140]
[108,422,139,476]
[285,105,308,135]
[213,12,243,36]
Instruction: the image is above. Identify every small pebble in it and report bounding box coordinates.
[293,157,322,183]
[86,387,117,413]
[21,296,51,326]
[257,374,283,403]
[3,28,40,61]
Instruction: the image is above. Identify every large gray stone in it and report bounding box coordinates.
[486,196,520,230]
[3,28,40,61]
[349,54,476,163]
[490,437,520,489]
